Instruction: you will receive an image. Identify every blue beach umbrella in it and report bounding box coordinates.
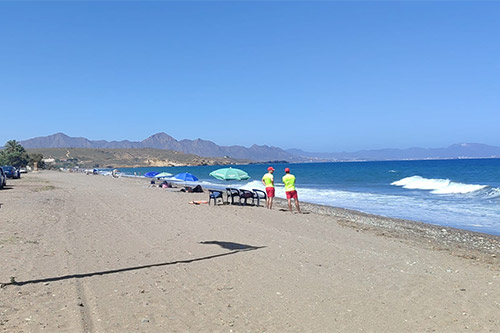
[173,172,199,182]
[144,171,160,178]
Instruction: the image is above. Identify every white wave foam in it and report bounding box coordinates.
[487,188,500,199]
[391,176,487,194]
[239,180,266,190]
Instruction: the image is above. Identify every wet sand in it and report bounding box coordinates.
[1,171,499,332]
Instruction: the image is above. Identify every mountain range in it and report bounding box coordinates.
[20,133,296,162]
[19,133,500,162]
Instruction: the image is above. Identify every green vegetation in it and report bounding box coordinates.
[0,140,30,167]
[0,140,46,168]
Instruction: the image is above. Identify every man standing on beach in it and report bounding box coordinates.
[261,166,275,209]
[282,167,301,213]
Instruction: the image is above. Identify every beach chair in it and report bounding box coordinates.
[252,189,267,207]
[226,188,240,205]
[208,190,224,205]
[239,189,256,206]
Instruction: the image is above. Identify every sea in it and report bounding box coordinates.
[113,159,500,236]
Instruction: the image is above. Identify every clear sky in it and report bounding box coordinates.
[1,1,499,153]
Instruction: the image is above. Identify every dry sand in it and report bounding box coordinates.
[1,171,499,332]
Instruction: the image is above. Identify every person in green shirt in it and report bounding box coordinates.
[282,167,301,213]
[261,166,275,209]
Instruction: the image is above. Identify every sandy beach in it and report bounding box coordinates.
[1,171,499,332]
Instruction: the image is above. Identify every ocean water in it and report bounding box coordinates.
[116,159,500,236]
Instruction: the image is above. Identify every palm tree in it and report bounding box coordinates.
[4,140,26,153]
[1,140,29,167]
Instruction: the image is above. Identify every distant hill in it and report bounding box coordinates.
[21,133,298,162]
[288,143,500,161]
[27,148,245,168]
[20,133,500,162]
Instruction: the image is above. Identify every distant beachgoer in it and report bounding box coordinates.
[261,166,275,209]
[282,167,301,213]
[182,185,203,193]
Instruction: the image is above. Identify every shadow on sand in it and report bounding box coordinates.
[199,240,264,251]
[1,241,265,288]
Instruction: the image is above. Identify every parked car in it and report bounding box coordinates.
[0,167,6,189]
[19,167,27,174]
[1,166,20,179]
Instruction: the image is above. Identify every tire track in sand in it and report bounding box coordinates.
[55,187,96,333]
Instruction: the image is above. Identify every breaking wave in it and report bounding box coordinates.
[391,176,488,194]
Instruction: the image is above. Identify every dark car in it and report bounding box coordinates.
[0,167,6,189]
[1,166,20,179]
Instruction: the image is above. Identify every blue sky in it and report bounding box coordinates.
[1,1,499,152]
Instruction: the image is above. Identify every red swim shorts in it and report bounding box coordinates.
[286,190,298,199]
[266,187,275,197]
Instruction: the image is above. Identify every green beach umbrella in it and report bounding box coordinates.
[155,172,174,178]
[209,167,250,181]
[210,167,250,204]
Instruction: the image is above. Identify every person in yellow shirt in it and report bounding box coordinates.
[282,167,301,213]
[261,166,275,209]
